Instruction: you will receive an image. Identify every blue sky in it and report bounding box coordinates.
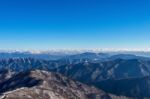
[0,0,150,50]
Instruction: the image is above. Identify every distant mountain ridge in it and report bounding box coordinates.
[0,52,149,61]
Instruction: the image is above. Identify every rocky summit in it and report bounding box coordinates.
[0,70,130,99]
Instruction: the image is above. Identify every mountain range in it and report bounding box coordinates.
[0,52,150,99]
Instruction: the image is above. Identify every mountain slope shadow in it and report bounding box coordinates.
[94,76,150,98]
[0,71,42,95]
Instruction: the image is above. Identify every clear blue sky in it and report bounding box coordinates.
[0,0,150,50]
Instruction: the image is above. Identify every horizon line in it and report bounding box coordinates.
[1,48,150,53]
